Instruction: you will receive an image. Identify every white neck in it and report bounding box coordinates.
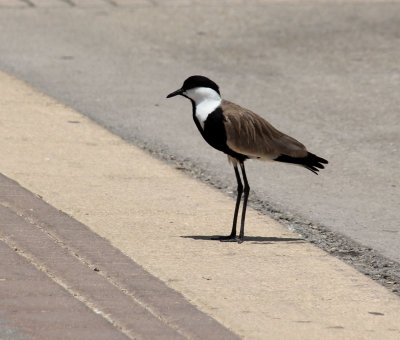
[185,87,222,129]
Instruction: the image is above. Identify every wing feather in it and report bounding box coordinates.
[221,100,307,159]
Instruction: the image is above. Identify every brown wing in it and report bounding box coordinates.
[221,100,307,160]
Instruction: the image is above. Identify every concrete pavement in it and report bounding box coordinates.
[0,174,238,340]
[1,70,400,339]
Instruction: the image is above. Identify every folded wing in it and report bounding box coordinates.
[222,100,308,160]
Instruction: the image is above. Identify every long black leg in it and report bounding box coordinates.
[231,165,243,237]
[238,162,250,243]
[219,165,243,242]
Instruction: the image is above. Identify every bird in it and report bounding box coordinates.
[167,75,328,243]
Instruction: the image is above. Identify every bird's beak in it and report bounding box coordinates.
[166,88,183,98]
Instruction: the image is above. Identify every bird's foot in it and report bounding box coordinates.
[212,235,243,243]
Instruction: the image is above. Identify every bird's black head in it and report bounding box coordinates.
[166,75,220,98]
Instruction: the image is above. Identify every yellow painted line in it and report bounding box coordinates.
[1,70,399,339]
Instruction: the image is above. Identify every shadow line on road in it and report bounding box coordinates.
[181,235,305,244]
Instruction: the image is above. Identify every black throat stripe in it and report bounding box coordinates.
[193,106,248,162]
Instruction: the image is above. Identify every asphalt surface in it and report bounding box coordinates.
[0,0,398,280]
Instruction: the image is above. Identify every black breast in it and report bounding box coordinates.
[193,107,247,162]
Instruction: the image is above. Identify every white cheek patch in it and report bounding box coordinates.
[195,101,220,129]
[185,87,222,129]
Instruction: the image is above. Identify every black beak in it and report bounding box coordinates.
[166,88,183,98]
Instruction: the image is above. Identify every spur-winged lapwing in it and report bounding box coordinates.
[167,75,328,243]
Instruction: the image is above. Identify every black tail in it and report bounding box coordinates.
[274,152,328,175]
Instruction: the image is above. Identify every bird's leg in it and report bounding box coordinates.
[238,162,250,244]
[231,165,243,237]
[218,165,243,242]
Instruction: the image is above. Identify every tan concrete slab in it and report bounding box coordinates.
[0,173,239,340]
[0,69,400,339]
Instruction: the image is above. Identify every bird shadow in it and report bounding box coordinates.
[181,235,305,244]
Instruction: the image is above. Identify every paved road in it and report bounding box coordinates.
[0,0,399,266]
